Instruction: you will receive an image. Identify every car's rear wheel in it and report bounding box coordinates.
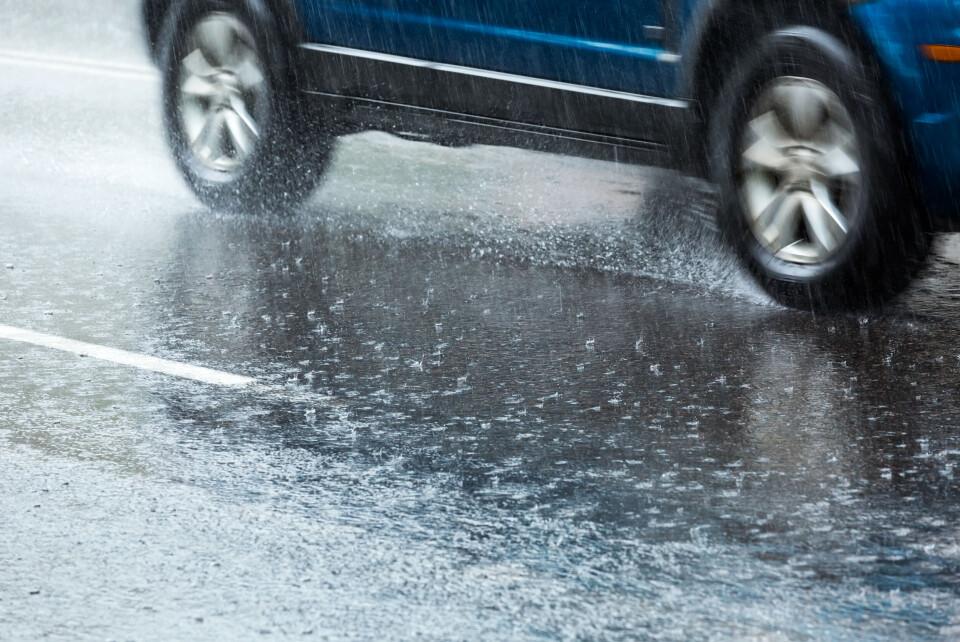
[160,0,330,212]
[709,26,930,310]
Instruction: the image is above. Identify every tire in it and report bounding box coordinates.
[159,0,331,212]
[708,26,930,311]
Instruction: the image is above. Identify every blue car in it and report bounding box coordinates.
[142,0,960,309]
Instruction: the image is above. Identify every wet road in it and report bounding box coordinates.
[3,3,960,639]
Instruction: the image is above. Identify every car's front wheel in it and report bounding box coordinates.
[709,26,930,310]
[160,0,330,211]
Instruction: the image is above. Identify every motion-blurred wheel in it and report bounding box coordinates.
[709,26,930,310]
[159,0,329,211]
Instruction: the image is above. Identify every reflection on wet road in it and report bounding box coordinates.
[2,2,960,639]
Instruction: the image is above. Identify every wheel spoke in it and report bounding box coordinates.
[819,118,855,148]
[194,109,227,162]
[810,181,850,235]
[799,192,840,256]
[232,47,265,90]
[742,172,777,218]
[182,48,216,78]
[766,192,803,251]
[751,185,788,225]
[180,101,208,142]
[228,94,260,138]
[754,189,802,251]
[742,112,792,172]
[818,145,861,182]
[223,107,256,155]
[181,72,219,98]
[771,82,829,140]
[197,16,237,67]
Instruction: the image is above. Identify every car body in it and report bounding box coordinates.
[142,0,960,308]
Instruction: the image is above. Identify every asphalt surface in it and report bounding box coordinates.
[2,2,960,639]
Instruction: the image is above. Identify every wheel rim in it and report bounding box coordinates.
[738,76,862,265]
[177,12,267,172]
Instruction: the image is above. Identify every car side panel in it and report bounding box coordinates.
[296,0,680,96]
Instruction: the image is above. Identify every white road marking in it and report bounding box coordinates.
[0,324,255,387]
[0,49,158,82]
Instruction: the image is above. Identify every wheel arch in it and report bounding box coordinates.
[679,0,893,175]
[682,1,882,117]
[142,0,306,64]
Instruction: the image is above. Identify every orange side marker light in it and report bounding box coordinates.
[921,44,960,62]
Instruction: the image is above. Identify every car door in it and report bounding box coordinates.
[301,0,678,97]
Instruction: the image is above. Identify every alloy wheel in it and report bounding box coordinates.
[739,76,862,265]
[177,12,267,172]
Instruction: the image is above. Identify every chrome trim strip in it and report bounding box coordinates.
[300,43,690,109]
